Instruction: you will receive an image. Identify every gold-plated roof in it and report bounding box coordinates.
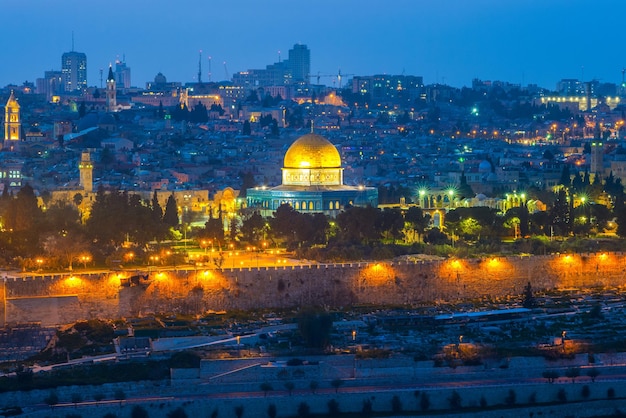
[283,133,341,169]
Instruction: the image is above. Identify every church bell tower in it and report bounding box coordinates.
[4,90,21,151]
[106,65,116,112]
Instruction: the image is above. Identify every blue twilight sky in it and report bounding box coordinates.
[2,0,625,90]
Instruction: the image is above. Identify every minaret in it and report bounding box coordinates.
[4,90,21,151]
[79,151,93,193]
[106,65,116,112]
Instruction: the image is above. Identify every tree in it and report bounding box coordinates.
[44,391,59,406]
[297,402,310,418]
[504,389,516,405]
[587,368,600,382]
[404,206,430,243]
[391,395,402,413]
[522,281,536,308]
[242,120,251,136]
[114,389,126,400]
[330,379,344,393]
[420,392,430,411]
[284,381,295,396]
[240,211,265,244]
[581,385,591,399]
[565,367,580,383]
[234,405,244,418]
[557,388,567,403]
[71,392,83,404]
[267,404,277,418]
[260,382,273,397]
[297,311,333,349]
[163,194,179,228]
[327,399,340,417]
[542,370,559,383]
[550,188,570,236]
[166,407,188,418]
[448,390,462,409]
[361,398,373,416]
[131,406,149,418]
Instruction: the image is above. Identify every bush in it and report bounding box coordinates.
[608,388,616,399]
[331,378,343,393]
[480,395,488,408]
[267,404,277,418]
[391,395,402,413]
[581,385,591,399]
[420,392,430,411]
[528,392,537,404]
[362,398,373,416]
[167,407,188,418]
[557,388,567,403]
[327,399,340,417]
[44,391,58,406]
[71,393,83,404]
[297,402,310,418]
[504,389,516,406]
[234,405,244,418]
[449,390,462,410]
[114,389,126,400]
[93,392,105,402]
[131,406,149,418]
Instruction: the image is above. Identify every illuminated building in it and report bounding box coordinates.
[3,91,21,151]
[61,51,87,93]
[591,141,604,179]
[78,151,93,193]
[247,132,378,216]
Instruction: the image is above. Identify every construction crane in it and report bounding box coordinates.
[336,69,354,89]
[197,50,202,83]
[311,71,336,85]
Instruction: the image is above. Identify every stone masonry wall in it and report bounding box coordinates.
[2,252,625,326]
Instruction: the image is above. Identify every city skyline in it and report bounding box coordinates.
[2,0,626,90]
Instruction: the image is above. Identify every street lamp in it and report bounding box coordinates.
[419,189,426,208]
[447,189,455,210]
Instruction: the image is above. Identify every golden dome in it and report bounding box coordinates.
[283,134,341,169]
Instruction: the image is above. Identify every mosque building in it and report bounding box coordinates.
[246,132,378,216]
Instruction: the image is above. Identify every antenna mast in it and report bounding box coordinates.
[208,56,212,82]
[198,50,202,84]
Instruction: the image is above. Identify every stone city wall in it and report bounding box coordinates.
[2,252,625,326]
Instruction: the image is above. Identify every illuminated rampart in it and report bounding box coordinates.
[2,252,625,325]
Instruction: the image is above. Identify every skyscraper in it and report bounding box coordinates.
[61,51,87,93]
[115,59,131,89]
[287,44,310,84]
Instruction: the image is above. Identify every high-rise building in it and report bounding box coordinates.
[36,70,63,101]
[61,51,87,93]
[287,43,310,84]
[232,43,310,88]
[115,59,131,89]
